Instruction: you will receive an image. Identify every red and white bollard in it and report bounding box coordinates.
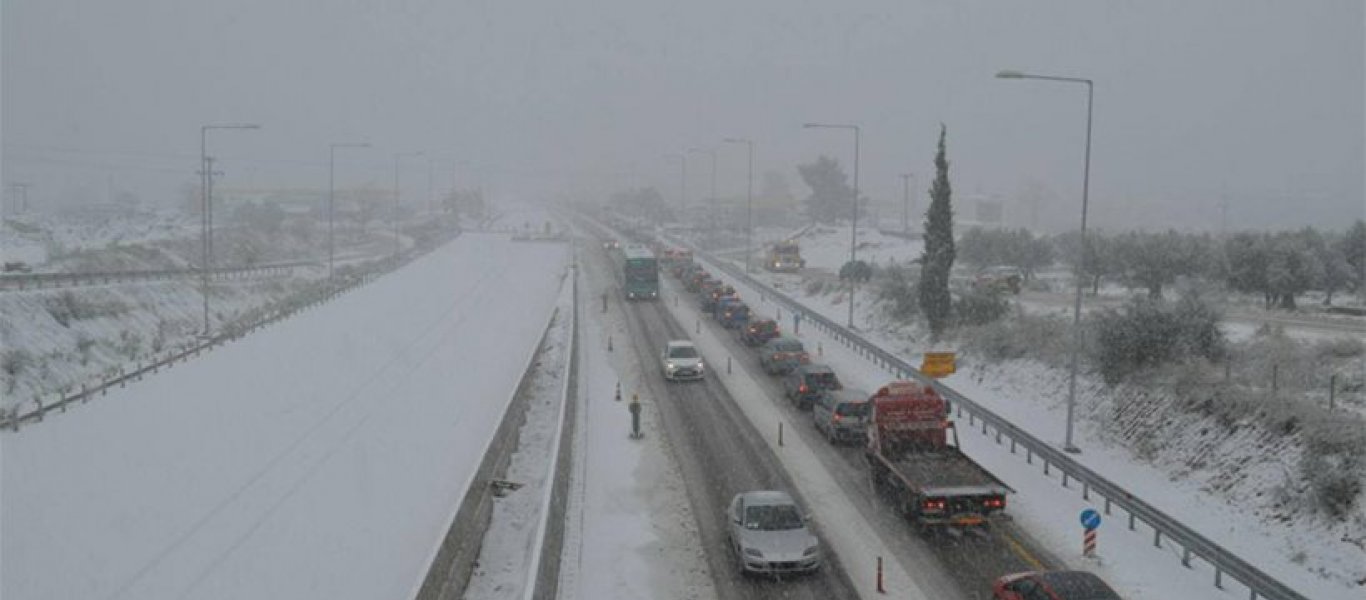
[1083,528,1097,557]
[876,555,885,593]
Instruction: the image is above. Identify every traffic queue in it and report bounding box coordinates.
[659,248,1124,598]
[669,257,868,446]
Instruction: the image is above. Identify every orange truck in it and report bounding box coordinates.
[864,381,1011,527]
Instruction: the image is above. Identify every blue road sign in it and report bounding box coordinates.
[1080,508,1102,530]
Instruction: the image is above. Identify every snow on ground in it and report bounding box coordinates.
[1,232,567,600]
[699,255,1361,600]
[463,274,574,599]
[0,275,321,410]
[556,241,716,600]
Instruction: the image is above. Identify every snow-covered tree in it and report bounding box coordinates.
[919,125,955,340]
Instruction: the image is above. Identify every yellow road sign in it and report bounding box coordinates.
[921,351,956,378]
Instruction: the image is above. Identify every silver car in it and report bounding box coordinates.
[726,490,820,576]
[661,340,705,381]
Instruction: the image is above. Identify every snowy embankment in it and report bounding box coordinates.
[699,238,1363,599]
[462,268,575,599]
[1,233,567,600]
[0,210,425,412]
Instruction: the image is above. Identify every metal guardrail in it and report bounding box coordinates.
[692,250,1309,600]
[0,260,320,291]
[1,232,460,430]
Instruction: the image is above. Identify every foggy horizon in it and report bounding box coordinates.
[3,0,1362,233]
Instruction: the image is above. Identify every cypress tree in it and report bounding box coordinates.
[920,124,956,339]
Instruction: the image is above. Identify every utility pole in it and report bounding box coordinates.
[393,151,425,260]
[328,142,370,281]
[900,173,914,236]
[802,123,861,328]
[724,138,755,272]
[199,123,260,335]
[688,147,718,246]
[9,183,31,214]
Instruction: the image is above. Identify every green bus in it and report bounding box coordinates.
[619,245,660,300]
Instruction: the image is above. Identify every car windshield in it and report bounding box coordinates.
[835,402,866,417]
[668,346,698,359]
[776,341,804,353]
[744,504,804,531]
[809,372,841,390]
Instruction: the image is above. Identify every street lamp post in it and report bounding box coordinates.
[329,142,370,282]
[393,151,425,260]
[900,173,914,237]
[996,69,1093,454]
[199,123,260,335]
[688,147,718,246]
[802,122,861,328]
[665,153,687,212]
[723,138,755,272]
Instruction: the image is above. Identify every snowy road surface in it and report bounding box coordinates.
[576,238,861,599]
[1,233,567,600]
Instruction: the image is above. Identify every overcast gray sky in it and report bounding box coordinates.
[3,0,1362,231]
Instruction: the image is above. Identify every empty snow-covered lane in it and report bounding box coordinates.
[1,233,567,600]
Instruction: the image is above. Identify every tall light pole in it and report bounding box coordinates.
[803,122,861,328]
[688,147,718,246]
[899,173,914,237]
[200,123,260,335]
[329,142,370,281]
[996,69,1093,454]
[664,153,687,229]
[8,182,31,213]
[393,151,424,260]
[723,137,755,272]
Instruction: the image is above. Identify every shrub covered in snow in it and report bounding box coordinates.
[876,265,919,322]
[954,288,1010,327]
[1094,293,1225,383]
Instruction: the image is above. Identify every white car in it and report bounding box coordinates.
[727,490,820,576]
[661,340,704,381]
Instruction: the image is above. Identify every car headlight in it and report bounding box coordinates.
[696,362,705,371]
[665,361,676,370]
[743,547,763,558]
[803,545,819,556]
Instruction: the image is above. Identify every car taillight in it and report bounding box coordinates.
[833,413,843,422]
[922,499,946,511]
[799,384,808,393]
[983,497,1006,509]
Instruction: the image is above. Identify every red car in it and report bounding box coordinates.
[993,571,1122,600]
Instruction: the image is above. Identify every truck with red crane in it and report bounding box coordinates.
[864,381,1011,528]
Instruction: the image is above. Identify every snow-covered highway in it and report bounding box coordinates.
[1,232,567,600]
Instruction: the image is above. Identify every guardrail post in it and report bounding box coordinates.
[1103,497,1111,514]
[1010,438,1017,454]
[1043,459,1050,475]
[1128,511,1136,531]
[1214,567,1223,589]
[1082,482,1090,500]
[995,429,1002,445]
[1026,447,1033,464]
[1181,547,1192,568]
[1062,471,1069,488]
[1153,528,1162,548]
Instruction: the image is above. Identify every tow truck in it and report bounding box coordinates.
[865,381,1011,528]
